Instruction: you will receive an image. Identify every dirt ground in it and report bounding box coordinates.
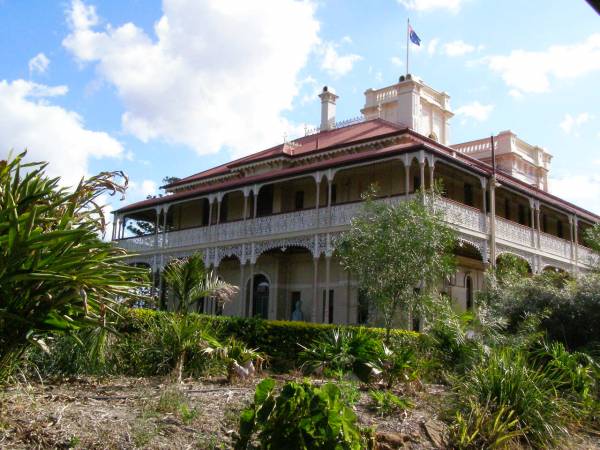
[0,375,598,449]
[0,375,452,449]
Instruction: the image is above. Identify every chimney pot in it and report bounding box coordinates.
[318,86,339,131]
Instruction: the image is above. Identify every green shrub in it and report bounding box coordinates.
[447,399,523,449]
[368,390,412,417]
[122,310,421,372]
[235,378,372,450]
[452,348,569,448]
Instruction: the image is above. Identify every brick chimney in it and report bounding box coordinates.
[318,86,338,131]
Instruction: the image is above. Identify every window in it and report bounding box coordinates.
[542,214,547,233]
[219,195,228,223]
[518,204,526,225]
[465,276,473,310]
[357,289,369,325]
[413,175,420,191]
[201,200,210,226]
[557,220,564,239]
[464,183,473,207]
[504,198,511,220]
[256,185,273,217]
[291,291,301,319]
[331,184,337,204]
[294,191,304,210]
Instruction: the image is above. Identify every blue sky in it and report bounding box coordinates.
[1,0,599,228]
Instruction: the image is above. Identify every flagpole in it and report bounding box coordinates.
[406,18,410,76]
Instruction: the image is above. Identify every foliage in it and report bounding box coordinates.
[368,390,412,417]
[298,327,381,379]
[336,186,456,342]
[0,151,146,382]
[142,313,221,382]
[122,310,421,372]
[163,253,238,314]
[368,344,418,388]
[452,347,570,448]
[447,399,523,449]
[235,378,372,450]
[530,340,599,417]
[203,336,266,382]
[583,223,600,254]
[488,269,600,350]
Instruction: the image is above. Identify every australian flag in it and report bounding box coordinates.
[409,24,421,46]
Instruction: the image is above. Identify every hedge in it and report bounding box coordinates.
[121,309,422,371]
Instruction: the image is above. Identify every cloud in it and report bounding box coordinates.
[0,79,123,186]
[483,33,600,96]
[454,101,494,122]
[427,38,439,55]
[559,112,590,135]
[550,173,600,214]
[28,53,50,75]
[63,0,320,157]
[443,40,475,57]
[397,0,464,12]
[130,179,158,199]
[390,56,403,67]
[319,41,362,78]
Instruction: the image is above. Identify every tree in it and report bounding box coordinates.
[0,151,146,381]
[160,253,238,381]
[336,188,456,341]
[162,253,238,314]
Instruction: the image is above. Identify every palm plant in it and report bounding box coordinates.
[203,336,266,382]
[162,253,238,314]
[0,151,146,382]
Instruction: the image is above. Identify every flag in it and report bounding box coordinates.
[409,25,421,46]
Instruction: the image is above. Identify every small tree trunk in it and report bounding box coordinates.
[174,350,186,383]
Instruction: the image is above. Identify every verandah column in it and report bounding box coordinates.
[312,256,319,322]
[324,254,331,323]
[239,262,246,317]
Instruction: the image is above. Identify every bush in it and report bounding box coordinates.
[451,348,569,448]
[368,390,412,417]
[24,309,421,379]
[121,310,421,373]
[235,378,372,450]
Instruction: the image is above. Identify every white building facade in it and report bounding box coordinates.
[112,76,599,327]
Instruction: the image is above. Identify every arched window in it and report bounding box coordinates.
[465,275,473,311]
[247,274,270,319]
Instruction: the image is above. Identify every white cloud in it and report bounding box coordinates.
[63,0,320,158]
[130,179,158,198]
[454,101,494,122]
[341,35,353,44]
[319,41,362,78]
[397,0,464,12]
[483,33,600,96]
[28,53,50,75]
[550,173,600,214]
[560,112,590,135]
[443,40,475,57]
[0,79,123,186]
[390,56,403,67]
[427,38,439,55]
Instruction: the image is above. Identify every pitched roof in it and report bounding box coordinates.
[165,118,404,189]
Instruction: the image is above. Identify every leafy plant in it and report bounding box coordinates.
[0,151,145,382]
[203,336,266,382]
[144,313,220,382]
[298,327,381,380]
[235,378,372,450]
[448,399,523,449]
[336,185,456,342]
[368,390,412,417]
[368,345,418,389]
[452,348,569,448]
[163,253,238,313]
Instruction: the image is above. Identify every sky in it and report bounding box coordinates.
[1,0,599,234]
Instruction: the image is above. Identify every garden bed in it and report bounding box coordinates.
[0,375,450,449]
